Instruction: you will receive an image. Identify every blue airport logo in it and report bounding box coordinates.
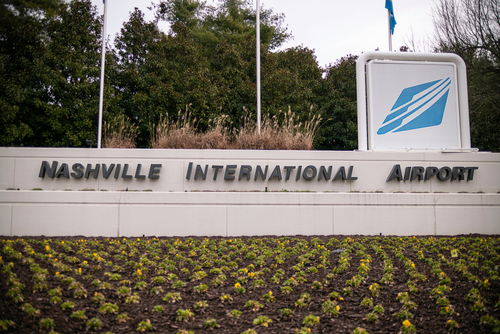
[377,78,451,135]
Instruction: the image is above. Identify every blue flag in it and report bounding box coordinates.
[385,0,397,35]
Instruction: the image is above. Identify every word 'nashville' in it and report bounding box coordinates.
[38,161,161,179]
[185,163,357,181]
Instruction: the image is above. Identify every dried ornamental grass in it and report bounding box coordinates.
[102,114,138,148]
[150,108,198,149]
[232,106,322,150]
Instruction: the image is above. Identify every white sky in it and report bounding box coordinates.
[91,0,437,68]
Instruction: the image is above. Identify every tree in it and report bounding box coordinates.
[0,0,62,145]
[0,0,104,147]
[314,56,358,150]
[433,0,500,151]
[157,0,290,55]
[112,8,221,146]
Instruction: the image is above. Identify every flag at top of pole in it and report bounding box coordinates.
[385,0,397,35]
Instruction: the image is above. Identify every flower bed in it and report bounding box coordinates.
[1,235,500,333]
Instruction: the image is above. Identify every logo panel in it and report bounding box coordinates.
[377,78,451,135]
[366,60,461,150]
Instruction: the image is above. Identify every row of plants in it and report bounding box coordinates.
[1,235,499,333]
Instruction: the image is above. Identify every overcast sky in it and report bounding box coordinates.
[91,0,437,68]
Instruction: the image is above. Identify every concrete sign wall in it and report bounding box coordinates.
[1,148,499,193]
[1,147,499,237]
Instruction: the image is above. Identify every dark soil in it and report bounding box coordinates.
[1,235,499,334]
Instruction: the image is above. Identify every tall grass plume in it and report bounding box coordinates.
[102,114,138,148]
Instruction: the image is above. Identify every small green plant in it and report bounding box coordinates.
[70,310,87,320]
[176,309,194,322]
[302,314,320,327]
[280,308,295,318]
[245,300,263,311]
[446,319,459,329]
[294,298,307,308]
[311,280,323,289]
[135,281,148,290]
[116,286,132,297]
[396,309,413,320]
[92,292,106,303]
[50,296,62,304]
[343,286,353,295]
[60,301,75,310]
[39,318,55,330]
[253,315,272,327]
[204,318,218,329]
[470,299,487,312]
[373,304,385,314]
[152,305,164,313]
[234,282,246,294]
[48,288,62,296]
[400,319,416,333]
[99,303,119,314]
[229,309,242,317]
[116,313,130,323]
[396,292,410,303]
[353,328,368,334]
[151,276,166,284]
[307,266,318,274]
[125,293,140,304]
[479,279,490,290]
[329,291,343,301]
[172,280,185,289]
[21,303,40,317]
[163,292,182,303]
[194,284,208,293]
[281,286,293,294]
[193,301,209,310]
[241,329,258,334]
[137,319,153,332]
[220,294,233,303]
[0,320,15,331]
[150,286,164,295]
[322,300,340,316]
[262,291,274,302]
[365,312,379,322]
[361,297,373,307]
[440,305,454,315]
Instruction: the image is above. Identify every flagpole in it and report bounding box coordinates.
[388,10,392,51]
[97,0,108,149]
[256,0,261,135]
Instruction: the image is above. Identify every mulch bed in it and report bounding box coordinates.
[1,235,499,333]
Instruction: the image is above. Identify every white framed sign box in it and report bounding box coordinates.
[356,52,471,151]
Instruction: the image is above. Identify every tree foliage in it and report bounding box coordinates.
[1,0,360,150]
[0,0,104,146]
[434,0,500,151]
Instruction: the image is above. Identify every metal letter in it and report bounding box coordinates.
[39,161,58,178]
[85,164,100,179]
[386,164,402,182]
[135,164,146,179]
[239,165,252,180]
[148,164,161,179]
[224,165,237,180]
[71,163,84,179]
[102,164,115,179]
[318,166,332,181]
[302,165,317,181]
[212,165,223,180]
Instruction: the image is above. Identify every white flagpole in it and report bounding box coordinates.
[388,10,392,51]
[256,0,261,135]
[97,0,108,149]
